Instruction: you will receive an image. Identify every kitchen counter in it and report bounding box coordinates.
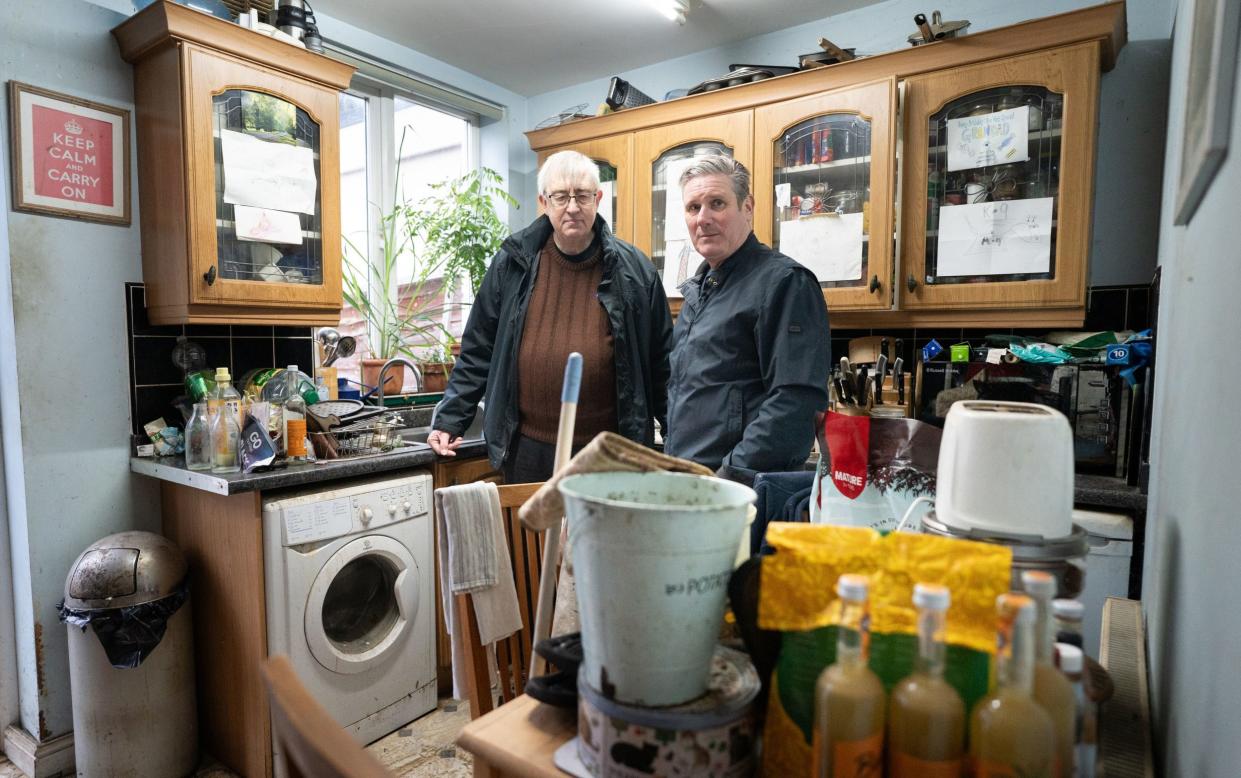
[131,438,489,495]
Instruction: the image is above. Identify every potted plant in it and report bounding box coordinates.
[342,154,516,397]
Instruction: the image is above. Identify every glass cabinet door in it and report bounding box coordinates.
[540,133,632,241]
[900,44,1099,313]
[634,111,753,304]
[754,79,897,311]
[212,89,324,287]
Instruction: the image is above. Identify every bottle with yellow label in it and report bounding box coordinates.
[813,574,885,778]
[282,364,310,462]
[970,593,1056,778]
[1022,571,1075,778]
[888,583,964,777]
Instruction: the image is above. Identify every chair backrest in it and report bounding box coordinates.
[456,482,545,719]
[262,655,392,778]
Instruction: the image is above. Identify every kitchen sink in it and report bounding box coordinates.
[394,414,485,446]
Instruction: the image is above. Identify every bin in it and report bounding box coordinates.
[1073,508,1135,657]
[59,531,198,777]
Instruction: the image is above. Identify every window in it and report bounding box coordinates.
[335,81,476,392]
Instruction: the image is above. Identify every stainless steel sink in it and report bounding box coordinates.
[395,415,485,446]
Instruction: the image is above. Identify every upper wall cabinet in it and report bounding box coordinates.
[538,133,634,242]
[525,2,1126,328]
[113,1,354,326]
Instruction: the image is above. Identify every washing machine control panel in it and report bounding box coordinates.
[350,480,428,530]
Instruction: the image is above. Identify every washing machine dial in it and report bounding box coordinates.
[361,507,373,525]
[388,504,398,517]
[403,501,412,514]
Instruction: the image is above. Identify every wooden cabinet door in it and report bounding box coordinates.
[754,78,897,312]
[183,45,342,311]
[538,133,634,243]
[633,111,753,300]
[899,43,1100,316]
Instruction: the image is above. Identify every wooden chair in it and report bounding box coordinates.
[454,482,548,719]
[261,654,391,778]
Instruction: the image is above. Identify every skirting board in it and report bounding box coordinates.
[4,725,74,778]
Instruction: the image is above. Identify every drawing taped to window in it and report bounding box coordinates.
[935,197,1054,278]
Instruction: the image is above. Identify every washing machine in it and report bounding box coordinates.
[263,470,437,762]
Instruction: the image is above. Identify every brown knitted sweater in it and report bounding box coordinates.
[516,235,617,445]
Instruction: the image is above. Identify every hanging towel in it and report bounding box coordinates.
[435,482,523,699]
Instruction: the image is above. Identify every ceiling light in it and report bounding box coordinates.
[650,0,689,25]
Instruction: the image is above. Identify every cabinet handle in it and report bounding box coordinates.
[203,265,217,286]
[869,275,881,294]
[906,274,918,293]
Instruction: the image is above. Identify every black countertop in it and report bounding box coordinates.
[131,438,489,496]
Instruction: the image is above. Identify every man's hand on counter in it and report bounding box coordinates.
[427,430,463,457]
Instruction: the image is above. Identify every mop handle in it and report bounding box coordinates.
[530,353,581,678]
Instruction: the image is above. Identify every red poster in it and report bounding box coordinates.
[31,105,114,207]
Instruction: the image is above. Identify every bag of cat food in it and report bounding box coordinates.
[757,523,1011,777]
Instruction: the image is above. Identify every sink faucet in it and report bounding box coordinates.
[375,357,422,406]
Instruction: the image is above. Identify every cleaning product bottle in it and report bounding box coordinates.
[813,574,885,778]
[1057,643,1097,778]
[209,367,242,473]
[970,593,1056,777]
[283,365,309,462]
[1023,571,1076,778]
[887,583,965,776]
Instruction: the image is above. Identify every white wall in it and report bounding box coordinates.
[525,0,1175,286]
[1141,0,1241,774]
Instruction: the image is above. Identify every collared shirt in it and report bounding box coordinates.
[665,233,831,474]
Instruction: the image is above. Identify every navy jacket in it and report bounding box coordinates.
[665,233,831,474]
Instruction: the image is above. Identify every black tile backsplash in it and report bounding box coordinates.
[125,283,314,435]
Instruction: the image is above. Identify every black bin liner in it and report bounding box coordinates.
[58,578,190,669]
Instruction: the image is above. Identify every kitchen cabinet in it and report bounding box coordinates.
[754,78,897,312]
[537,133,634,242]
[431,455,503,694]
[113,1,354,326]
[525,2,1125,328]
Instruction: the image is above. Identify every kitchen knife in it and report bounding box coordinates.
[841,357,856,400]
[875,354,888,404]
[880,337,890,363]
[857,365,869,407]
[893,357,905,406]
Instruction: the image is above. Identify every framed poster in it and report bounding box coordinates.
[8,81,131,225]
[1173,0,1241,225]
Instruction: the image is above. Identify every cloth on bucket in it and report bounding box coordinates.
[435,482,523,699]
[517,431,713,531]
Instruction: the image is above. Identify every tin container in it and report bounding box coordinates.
[576,645,760,778]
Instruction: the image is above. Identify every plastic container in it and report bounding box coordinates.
[936,401,1074,539]
[558,472,755,707]
[59,531,197,777]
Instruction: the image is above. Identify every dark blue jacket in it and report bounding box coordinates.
[433,214,673,469]
[665,233,831,474]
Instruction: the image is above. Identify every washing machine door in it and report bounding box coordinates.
[304,534,420,675]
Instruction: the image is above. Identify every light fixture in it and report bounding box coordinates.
[649,0,689,25]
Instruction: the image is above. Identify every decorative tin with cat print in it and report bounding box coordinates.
[575,646,760,777]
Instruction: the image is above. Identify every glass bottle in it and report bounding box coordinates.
[185,402,212,471]
[814,574,885,778]
[969,593,1056,777]
[1023,571,1076,778]
[888,583,965,776]
[283,365,309,462]
[1053,599,1085,651]
[209,368,242,473]
[1057,643,1096,778]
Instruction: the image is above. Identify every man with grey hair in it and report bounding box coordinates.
[664,155,831,480]
[430,150,673,483]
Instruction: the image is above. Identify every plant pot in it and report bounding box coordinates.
[418,361,454,393]
[361,359,403,396]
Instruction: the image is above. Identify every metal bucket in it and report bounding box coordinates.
[559,472,756,707]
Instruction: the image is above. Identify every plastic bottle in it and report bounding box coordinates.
[887,583,965,776]
[209,368,242,473]
[283,365,309,462]
[1023,571,1075,778]
[185,402,212,471]
[1057,643,1097,778]
[813,574,885,778]
[969,593,1056,777]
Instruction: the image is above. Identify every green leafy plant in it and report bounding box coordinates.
[405,167,519,295]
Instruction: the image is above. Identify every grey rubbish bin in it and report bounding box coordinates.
[59,531,198,777]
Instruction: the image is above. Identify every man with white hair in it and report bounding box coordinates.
[665,155,831,481]
[429,151,673,483]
